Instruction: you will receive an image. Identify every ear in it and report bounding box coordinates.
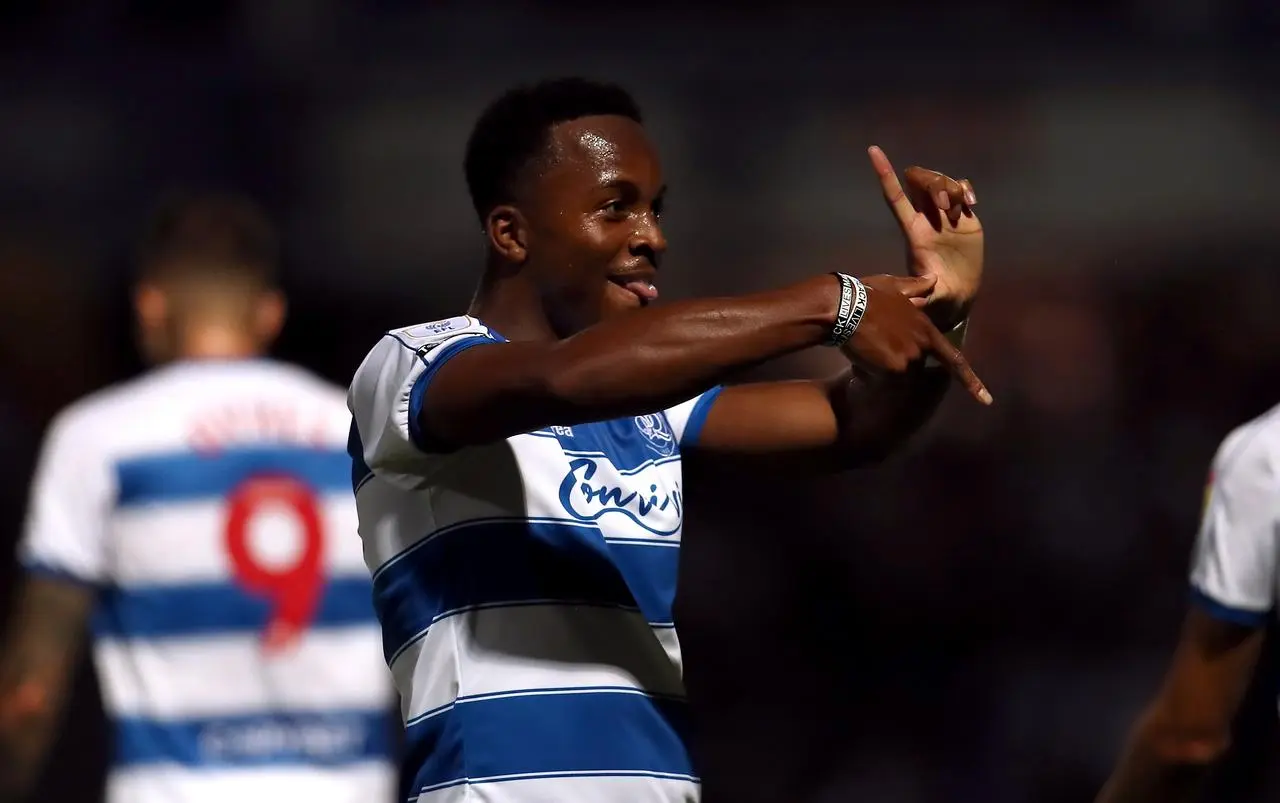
[255,289,287,346]
[133,282,168,330]
[484,205,528,264]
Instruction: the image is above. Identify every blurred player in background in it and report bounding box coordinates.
[0,195,396,803]
[1096,406,1280,802]
[348,77,987,802]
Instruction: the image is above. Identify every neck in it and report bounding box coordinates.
[467,262,559,343]
[173,325,262,361]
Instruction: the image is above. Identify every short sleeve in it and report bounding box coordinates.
[17,407,115,585]
[347,316,499,480]
[1189,423,1279,627]
[663,386,725,450]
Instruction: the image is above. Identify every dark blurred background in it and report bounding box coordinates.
[2,1,1279,801]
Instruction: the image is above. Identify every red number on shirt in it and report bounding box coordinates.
[223,475,325,653]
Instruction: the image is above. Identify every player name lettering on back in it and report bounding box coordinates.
[188,402,331,451]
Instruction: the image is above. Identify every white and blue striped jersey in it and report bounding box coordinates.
[347,316,723,803]
[1190,403,1280,627]
[18,359,396,803]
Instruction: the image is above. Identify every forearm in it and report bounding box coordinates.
[824,302,969,463]
[0,709,57,803]
[825,362,950,465]
[428,275,841,444]
[543,276,837,417]
[0,578,92,802]
[1095,715,1223,803]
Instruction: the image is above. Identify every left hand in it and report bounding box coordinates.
[867,146,983,327]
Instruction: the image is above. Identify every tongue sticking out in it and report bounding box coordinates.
[624,280,659,301]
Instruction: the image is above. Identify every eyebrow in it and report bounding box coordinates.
[598,178,668,198]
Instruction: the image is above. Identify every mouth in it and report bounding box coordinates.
[607,272,659,305]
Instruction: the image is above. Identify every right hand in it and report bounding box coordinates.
[840,274,992,405]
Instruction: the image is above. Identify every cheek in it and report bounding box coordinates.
[529,214,627,287]
[552,241,621,286]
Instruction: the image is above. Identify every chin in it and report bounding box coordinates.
[599,300,645,325]
[602,281,644,317]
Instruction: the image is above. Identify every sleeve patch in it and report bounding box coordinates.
[390,317,484,354]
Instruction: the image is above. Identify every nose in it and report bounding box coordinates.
[629,213,667,268]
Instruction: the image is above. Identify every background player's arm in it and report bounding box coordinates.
[0,409,110,802]
[0,577,95,802]
[1094,610,1264,803]
[1096,425,1277,803]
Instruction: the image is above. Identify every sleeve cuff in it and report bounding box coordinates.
[1189,587,1272,628]
[680,386,725,449]
[406,336,498,452]
[20,558,102,589]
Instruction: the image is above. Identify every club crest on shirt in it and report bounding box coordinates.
[634,413,676,457]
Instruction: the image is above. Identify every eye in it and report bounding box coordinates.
[603,200,628,219]
[652,197,665,220]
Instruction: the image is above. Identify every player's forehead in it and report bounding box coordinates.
[542,115,663,194]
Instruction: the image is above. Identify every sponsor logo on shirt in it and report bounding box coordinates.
[559,457,682,536]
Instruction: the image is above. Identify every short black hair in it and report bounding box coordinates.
[137,191,279,285]
[463,77,643,222]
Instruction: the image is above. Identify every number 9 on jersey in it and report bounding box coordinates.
[223,475,326,653]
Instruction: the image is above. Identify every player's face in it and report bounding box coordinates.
[524,115,667,335]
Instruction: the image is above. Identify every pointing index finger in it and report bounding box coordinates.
[927,324,993,405]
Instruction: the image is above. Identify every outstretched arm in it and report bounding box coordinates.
[351,271,986,463]
[690,358,954,468]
